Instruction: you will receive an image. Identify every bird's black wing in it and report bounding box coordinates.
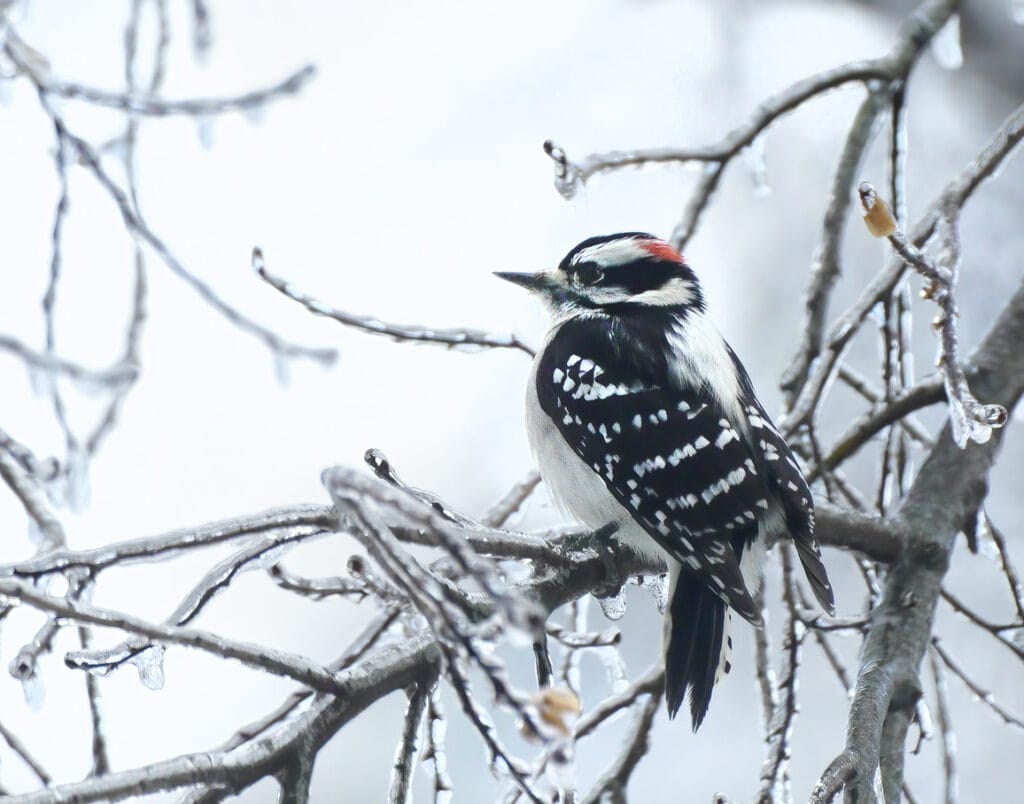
[729,350,835,614]
[537,316,773,624]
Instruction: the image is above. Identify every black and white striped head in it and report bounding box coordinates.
[496,233,704,320]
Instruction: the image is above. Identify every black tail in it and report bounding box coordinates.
[664,570,730,731]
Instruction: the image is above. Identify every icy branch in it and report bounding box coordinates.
[253,248,534,355]
[857,182,1007,447]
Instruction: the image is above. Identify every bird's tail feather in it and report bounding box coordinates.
[664,567,732,731]
[792,535,835,615]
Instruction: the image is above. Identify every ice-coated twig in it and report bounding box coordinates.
[0,577,347,693]
[322,467,547,799]
[753,583,780,733]
[0,633,440,804]
[930,638,1024,731]
[482,470,541,528]
[558,598,588,694]
[858,183,1007,448]
[9,570,92,683]
[815,377,943,479]
[388,683,429,804]
[0,720,51,787]
[0,333,137,389]
[214,609,402,755]
[757,550,803,804]
[812,278,1024,802]
[669,162,725,251]
[940,588,1023,662]
[0,426,57,480]
[510,664,664,803]
[362,451,560,563]
[573,664,663,741]
[65,528,329,678]
[0,504,335,579]
[546,621,620,650]
[325,465,548,635]
[0,448,66,551]
[420,686,454,804]
[24,61,316,118]
[783,87,892,399]
[444,652,541,802]
[543,58,889,194]
[580,687,661,804]
[929,651,958,804]
[364,448,472,526]
[268,563,370,602]
[253,248,534,355]
[987,517,1024,623]
[782,100,1024,435]
[546,0,958,255]
[77,626,110,775]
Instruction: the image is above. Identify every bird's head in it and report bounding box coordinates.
[496,232,703,321]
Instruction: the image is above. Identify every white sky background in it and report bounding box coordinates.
[1,0,1022,801]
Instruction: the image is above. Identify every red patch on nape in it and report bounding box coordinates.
[641,239,684,263]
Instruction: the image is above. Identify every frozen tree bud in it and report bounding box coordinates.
[858,182,898,238]
[532,686,582,737]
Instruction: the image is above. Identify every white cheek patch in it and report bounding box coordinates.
[629,277,695,307]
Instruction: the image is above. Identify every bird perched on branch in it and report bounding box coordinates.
[497,233,834,729]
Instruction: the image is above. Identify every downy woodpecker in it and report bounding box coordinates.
[497,232,834,729]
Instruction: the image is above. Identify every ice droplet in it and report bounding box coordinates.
[197,115,216,149]
[596,586,626,621]
[931,14,963,70]
[21,672,45,710]
[132,644,166,690]
[638,573,669,614]
[743,135,772,198]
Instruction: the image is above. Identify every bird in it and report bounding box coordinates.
[496,232,834,730]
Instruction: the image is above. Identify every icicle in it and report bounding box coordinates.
[598,644,629,694]
[197,115,216,149]
[1011,0,1024,25]
[1007,627,1024,650]
[931,14,963,70]
[65,445,91,513]
[638,573,668,614]
[27,365,51,397]
[273,352,292,386]
[244,104,265,126]
[21,672,45,710]
[131,644,166,690]
[743,135,771,197]
[27,519,45,547]
[595,586,626,621]
[971,510,1002,564]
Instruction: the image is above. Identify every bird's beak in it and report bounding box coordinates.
[494,271,555,295]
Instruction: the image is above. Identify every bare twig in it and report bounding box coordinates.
[929,650,958,804]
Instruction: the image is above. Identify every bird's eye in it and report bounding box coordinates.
[576,264,604,285]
